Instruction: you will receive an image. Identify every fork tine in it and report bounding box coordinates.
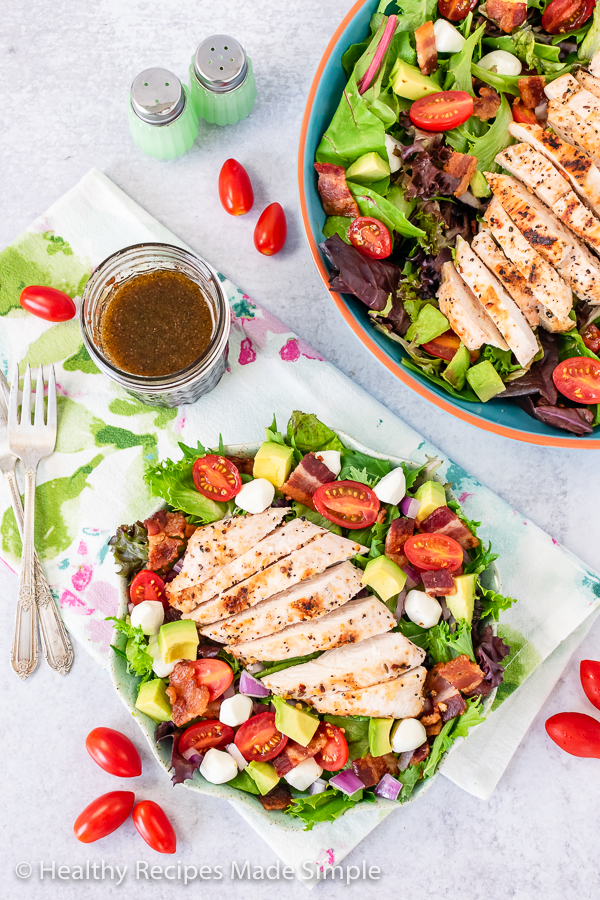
[34,365,45,426]
[8,364,20,427]
[47,365,57,434]
[21,365,32,426]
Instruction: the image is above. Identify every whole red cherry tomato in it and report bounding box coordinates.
[129,570,167,608]
[545,712,600,758]
[580,660,600,711]
[254,203,287,256]
[20,286,76,322]
[85,727,142,778]
[74,791,135,843]
[132,801,177,854]
[218,159,254,216]
[437,0,478,20]
[348,216,392,259]
[542,0,594,34]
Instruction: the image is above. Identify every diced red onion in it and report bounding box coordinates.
[163,569,178,584]
[374,773,403,801]
[398,751,413,771]
[359,14,397,95]
[395,588,406,622]
[246,662,265,675]
[402,564,420,590]
[308,778,328,795]
[222,683,236,700]
[226,743,248,770]
[172,558,184,574]
[400,496,421,518]
[181,747,203,764]
[329,770,365,796]
[198,644,221,659]
[462,547,471,564]
[239,670,271,698]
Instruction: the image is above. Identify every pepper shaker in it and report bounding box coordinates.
[189,35,256,126]
[129,68,199,160]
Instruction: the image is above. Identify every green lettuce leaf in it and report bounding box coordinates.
[108,522,148,578]
[256,652,323,680]
[316,71,388,167]
[286,411,344,453]
[447,24,485,96]
[286,787,374,830]
[559,330,600,363]
[398,761,423,802]
[426,618,475,664]
[396,619,429,650]
[450,696,486,738]
[401,358,480,402]
[580,3,600,59]
[227,771,260,794]
[145,449,229,523]
[339,447,391,482]
[466,93,513,174]
[464,541,498,576]
[107,616,154,682]
[323,715,371,760]
[483,345,522,379]
[423,697,485,778]
[290,502,343,535]
[323,216,351,244]
[478,584,516,621]
[393,0,438,33]
[348,183,426,239]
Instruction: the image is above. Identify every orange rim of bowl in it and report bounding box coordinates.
[297,0,600,449]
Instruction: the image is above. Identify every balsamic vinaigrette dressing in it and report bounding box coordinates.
[100,270,213,377]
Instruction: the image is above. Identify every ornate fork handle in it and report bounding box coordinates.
[10,467,38,679]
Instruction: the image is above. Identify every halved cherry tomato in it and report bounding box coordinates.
[348,217,392,259]
[133,801,177,854]
[421,330,479,363]
[85,727,142,778]
[218,159,254,216]
[512,99,538,125]
[553,356,600,403]
[178,720,234,755]
[580,660,600,712]
[410,91,474,132]
[313,480,380,530]
[74,791,135,843]
[581,323,600,354]
[129,570,167,608]
[189,659,234,701]
[254,203,287,256]
[20,285,76,322]
[313,722,349,772]
[545,712,600,758]
[234,712,288,762]
[542,0,594,34]
[437,0,478,20]
[192,454,242,501]
[404,533,463,571]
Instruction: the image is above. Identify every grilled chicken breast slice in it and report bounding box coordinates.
[261,632,426,698]
[544,73,581,104]
[304,666,426,718]
[471,232,539,327]
[437,261,508,351]
[454,236,538,367]
[228,595,396,663]
[547,100,600,169]
[577,70,600,100]
[197,561,363,643]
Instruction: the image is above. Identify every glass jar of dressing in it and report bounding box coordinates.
[80,243,230,407]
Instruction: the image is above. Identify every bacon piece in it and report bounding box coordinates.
[314,163,360,217]
[225,455,254,476]
[411,741,430,765]
[415,21,437,76]
[421,569,457,596]
[272,731,328,777]
[165,661,209,727]
[473,87,501,121]
[282,452,337,510]
[438,692,467,722]
[426,721,443,736]
[384,517,415,568]
[260,783,292,811]
[144,510,188,571]
[487,0,527,32]
[519,76,546,110]
[444,151,478,198]
[419,506,479,550]
[433,655,485,693]
[352,752,399,787]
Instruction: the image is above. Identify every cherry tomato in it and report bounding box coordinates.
[178,720,234,755]
[254,203,287,256]
[348,217,392,259]
[188,659,233,701]
[129,570,167,608]
[218,159,254,216]
[234,712,288,762]
[421,330,479,363]
[542,0,594,34]
[410,91,474,132]
[437,0,478,20]
[132,801,177,854]
[580,660,600,712]
[313,722,349,772]
[553,356,600,403]
[545,712,600,758]
[20,285,76,322]
[313,480,380,530]
[85,727,142,778]
[404,533,463,571]
[192,454,242,501]
[512,99,538,125]
[581,323,600,354]
[74,791,135,843]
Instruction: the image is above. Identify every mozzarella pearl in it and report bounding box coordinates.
[433,19,465,54]
[284,758,323,791]
[130,600,164,636]
[148,634,176,678]
[316,450,342,476]
[374,467,406,505]
[405,589,442,628]
[384,134,403,174]
[226,742,248,770]
[391,717,428,753]
[478,50,522,77]
[235,478,275,514]
[200,748,238,785]
[219,694,254,728]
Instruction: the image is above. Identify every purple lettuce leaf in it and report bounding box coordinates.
[518,396,594,436]
[397,128,460,201]
[501,332,559,404]
[156,722,199,786]
[320,233,401,311]
[466,625,511,698]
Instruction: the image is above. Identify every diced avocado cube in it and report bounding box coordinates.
[406,305,450,346]
[135,678,172,723]
[362,555,407,603]
[446,574,477,625]
[368,717,394,758]
[442,344,471,391]
[390,59,441,100]
[246,761,280,795]
[346,152,391,185]
[414,480,447,524]
[466,361,506,402]
[157,619,199,664]
[273,696,319,747]
[470,171,491,198]
[253,441,295,489]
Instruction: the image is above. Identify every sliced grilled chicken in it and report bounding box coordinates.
[454,236,538,367]
[575,70,600,101]
[471,232,539,327]
[547,100,600,169]
[564,86,600,126]
[486,173,600,304]
[544,73,581,104]
[197,561,363,643]
[261,632,426,698]
[228,595,395,663]
[168,519,325,613]
[436,261,508,351]
[304,666,426,718]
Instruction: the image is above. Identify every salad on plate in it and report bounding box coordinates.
[314,0,600,435]
[108,411,516,829]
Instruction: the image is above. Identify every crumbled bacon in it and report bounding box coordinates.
[411,741,430,765]
[486,0,527,32]
[282,452,337,510]
[144,510,188,571]
[439,692,467,721]
[519,76,546,110]
[421,569,457,596]
[272,731,328,777]
[165,661,209,727]
[444,151,478,198]
[314,163,360,217]
[473,86,501,121]
[432,655,485,694]
[426,721,443,737]
[419,506,479,550]
[352,752,399,787]
[260,783,292,811]
[415,21,437,76]
[384,517,415,568]
[225,455,254,476]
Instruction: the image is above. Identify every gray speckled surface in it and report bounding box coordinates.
[2,1,600,897]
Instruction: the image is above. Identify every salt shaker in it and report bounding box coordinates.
[129,68,199,160]
[189,35,256,126]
